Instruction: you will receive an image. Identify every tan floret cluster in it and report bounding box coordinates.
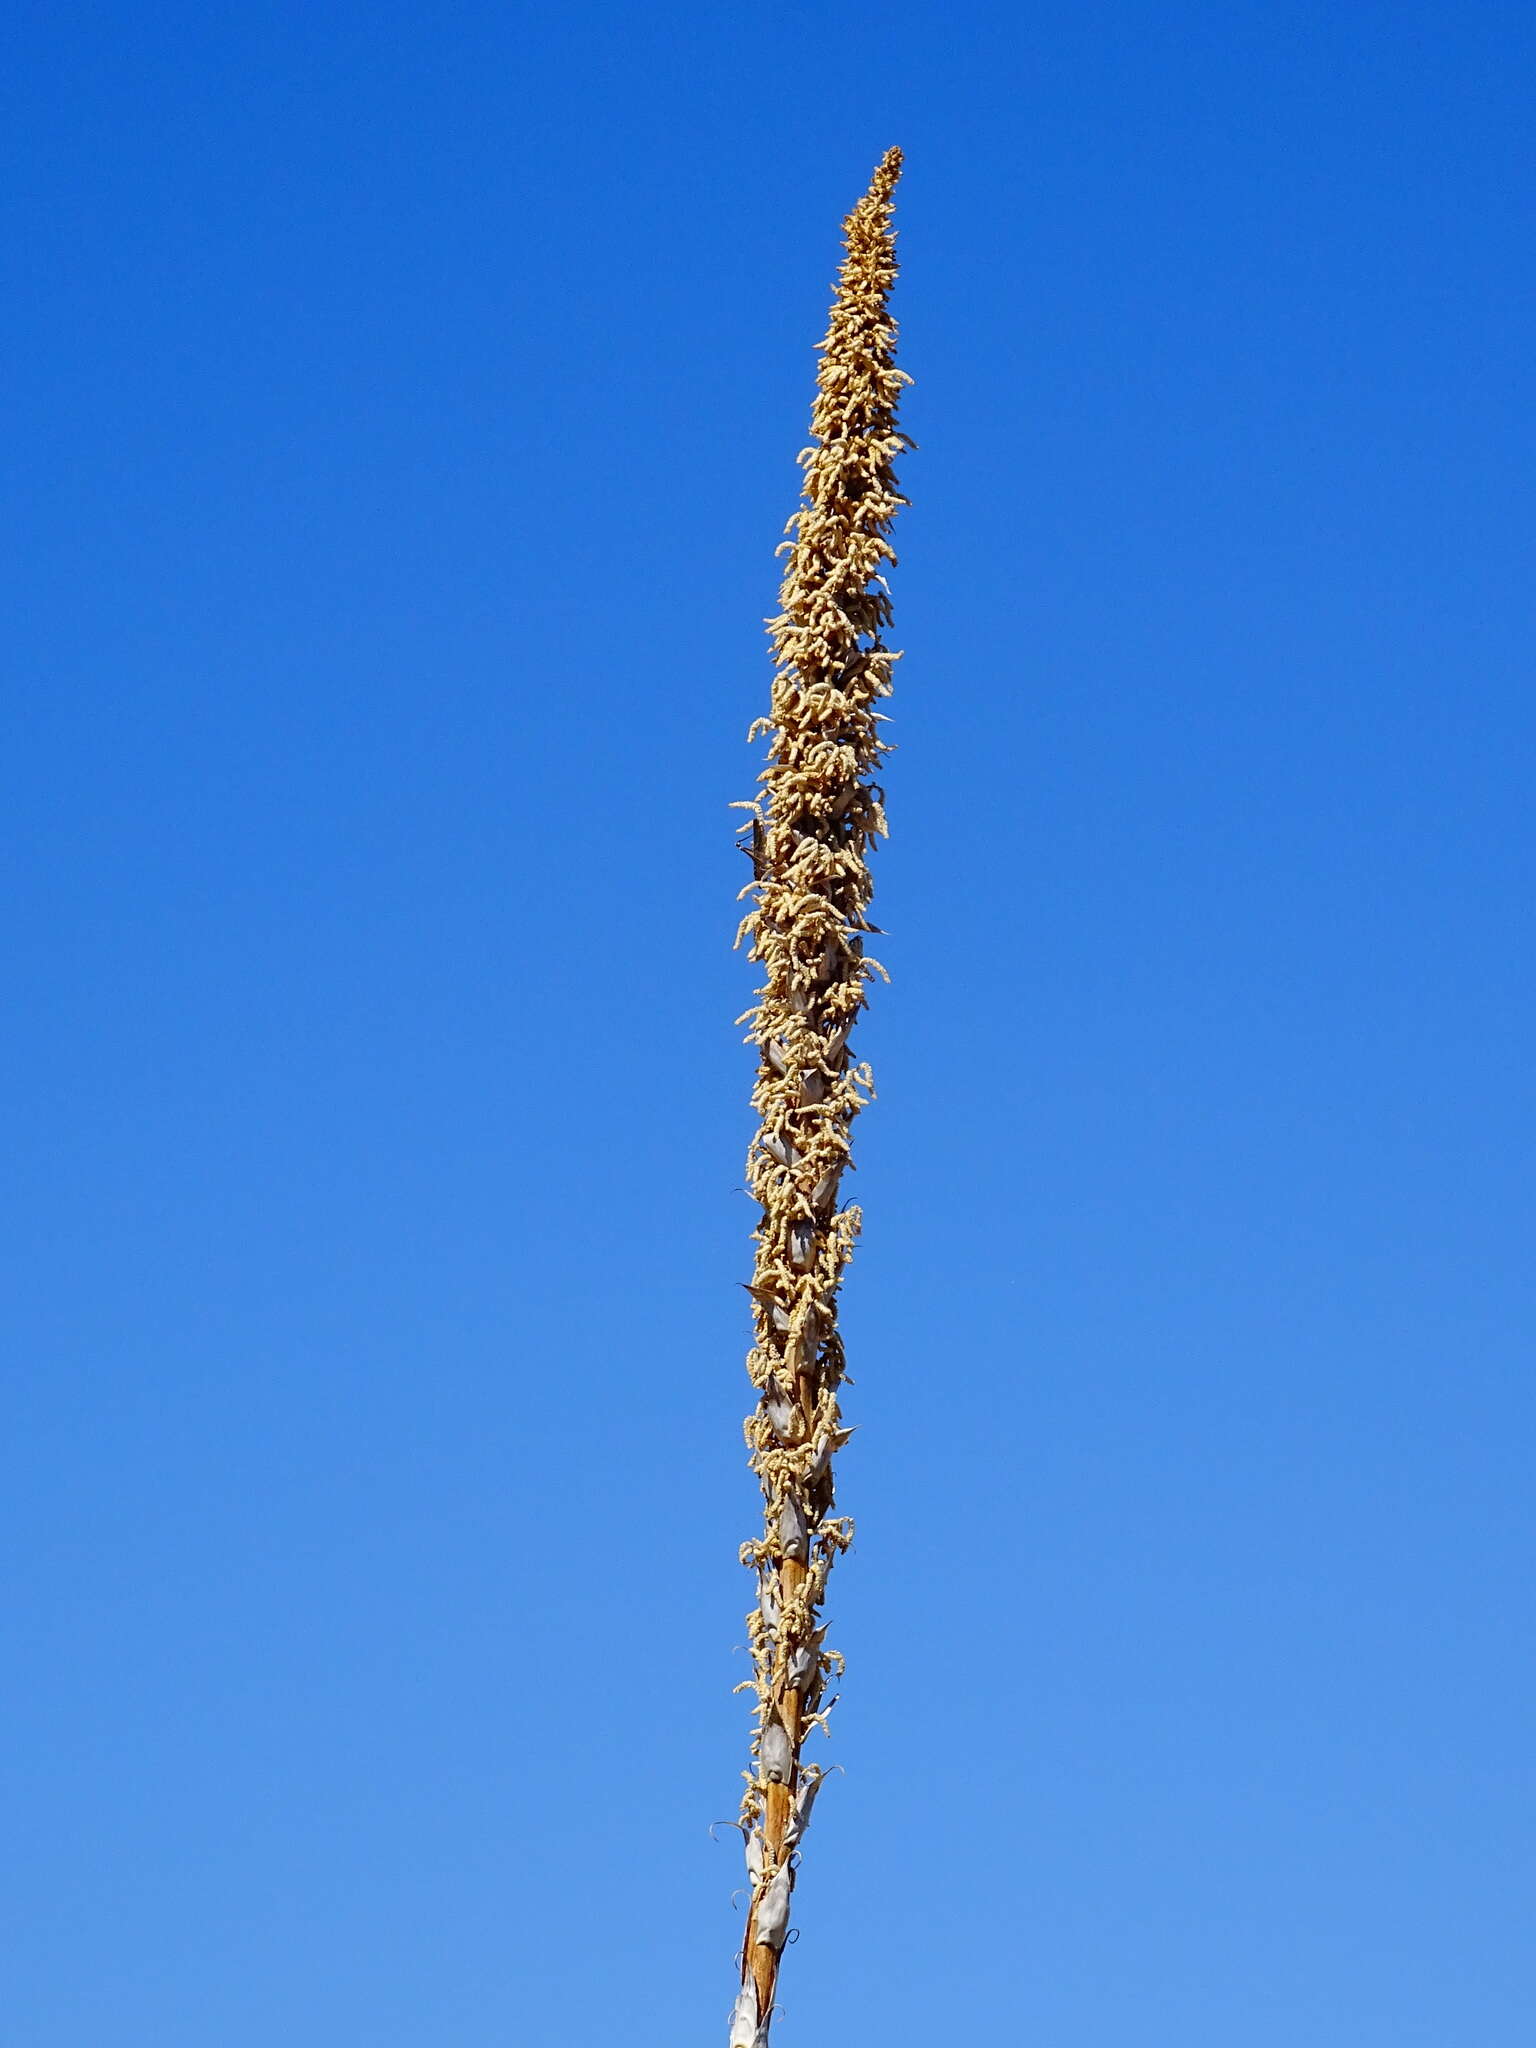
[727,146,908,2044]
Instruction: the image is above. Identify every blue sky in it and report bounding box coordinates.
[5,3,1536,2041]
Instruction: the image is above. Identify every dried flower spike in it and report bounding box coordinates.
[729,145,907,2040]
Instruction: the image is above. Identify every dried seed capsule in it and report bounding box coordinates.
[759,1719,792,1785]
[754,1864,792,1950]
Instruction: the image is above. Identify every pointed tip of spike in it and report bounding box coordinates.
[871,145,903,193]
[846,148,902,240]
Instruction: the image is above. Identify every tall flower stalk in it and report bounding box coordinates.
[727,147,908,2047]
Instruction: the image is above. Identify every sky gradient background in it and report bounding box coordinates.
[5,3,1536,2042]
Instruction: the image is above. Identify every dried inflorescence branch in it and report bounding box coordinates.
[727,145,909,2042]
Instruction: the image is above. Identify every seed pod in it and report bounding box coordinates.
[778,1494,809,1562]
[754,1863,792,1950]
[728,1982,760,2048]
[759,1718,792,1785]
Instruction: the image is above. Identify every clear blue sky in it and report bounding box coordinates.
[5,3,1535,2042]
